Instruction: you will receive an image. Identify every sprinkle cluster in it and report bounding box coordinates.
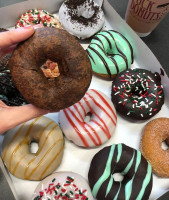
[15,9,60,28]
[33,176,89,200]
[112,69,164,118]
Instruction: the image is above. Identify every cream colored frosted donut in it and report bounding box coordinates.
[59,89,117,148]
[32,172,94,200]
[2,116,64,181]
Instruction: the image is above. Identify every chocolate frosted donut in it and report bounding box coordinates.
[9,27,92,111]
[111,68,164,121]
[88,143,153,200]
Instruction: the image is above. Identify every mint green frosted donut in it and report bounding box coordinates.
[86,30,134,79]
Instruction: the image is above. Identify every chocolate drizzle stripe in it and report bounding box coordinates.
[90,42,105,53]
[93,36,106,51]
[90,42,119,75]
[109,57,119,74]
[88,46,112,78]
[96,34,112,49]
[102,31,129,69]
[108,30,134,64]
[86,49,96,64]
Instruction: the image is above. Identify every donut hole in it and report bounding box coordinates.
[161,139,169,150]
[80,9,95,19]
[112,173,124,182]
[41,59,60,79]
[84,112,92,122]
[131,85,147,97]
[30,140,39,154]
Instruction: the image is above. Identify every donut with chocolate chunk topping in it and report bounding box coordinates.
[9,27,92,111]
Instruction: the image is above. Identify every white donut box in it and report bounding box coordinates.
[0,0,169,199]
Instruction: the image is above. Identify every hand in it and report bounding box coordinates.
[0,25,41,58]
[0,25,49,134]
[0,100,49,134]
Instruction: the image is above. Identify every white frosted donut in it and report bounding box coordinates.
[2,116,64,181]
[59,0,105,39]
[15,9,61,28]
[32,172,94,200]
[59,89,117,148]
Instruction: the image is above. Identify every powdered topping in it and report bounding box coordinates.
[112,69,164,119]
[33,176,89,200]
[15,9,61,28]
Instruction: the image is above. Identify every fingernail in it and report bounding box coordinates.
[33,24,43,29]
[23,25,32,29]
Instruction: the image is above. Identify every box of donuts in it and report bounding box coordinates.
[0,0,169,200]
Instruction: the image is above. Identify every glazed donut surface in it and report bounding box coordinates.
[59,89,117,148]
[32,172,94,200]
[111,68,164,120]
[86,30,134,79]
[88,143,153,200]
[2,116,64,181]
[59,0,105,39]
[9,27,92,111]
[140,118,169,178]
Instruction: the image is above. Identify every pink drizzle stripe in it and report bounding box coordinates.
[63,109,89,147]
[73,104,83,121]
[91,89,117,121]
[83,96,111,139]
[78,101,86,116]
[86,92,116,127]
[66,108,99,146]
[85,123,102,145]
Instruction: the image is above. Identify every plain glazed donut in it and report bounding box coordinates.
[140,118,169,178]
[59,89,117,148]
[111,68,164,121]
[59,0,105,39]
[88,143,153,200]
[2,116,64,181]
[9,27,92,111]
[15,9,61,29]
[86,30,134,79]
[32,172,94,200]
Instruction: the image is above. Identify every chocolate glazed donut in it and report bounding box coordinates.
[88,143,153,200]
[111,68,164,121]
[9,28,92,111]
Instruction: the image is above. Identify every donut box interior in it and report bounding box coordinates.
[0,0,169,199]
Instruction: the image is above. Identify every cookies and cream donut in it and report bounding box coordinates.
[88,143,153,200]
[15,9,61,28]
[9,27,92,111]
[111,68,164,121]
[59,89,117,148]
[0,70,26,106]
[0,28,11,71]
[59,0,105,39]
[140,118,169,178]
[86,30,134,79]
[32,172,94,200]
[2,116,64,181]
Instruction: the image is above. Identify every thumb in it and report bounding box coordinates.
[0,26,35,49]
